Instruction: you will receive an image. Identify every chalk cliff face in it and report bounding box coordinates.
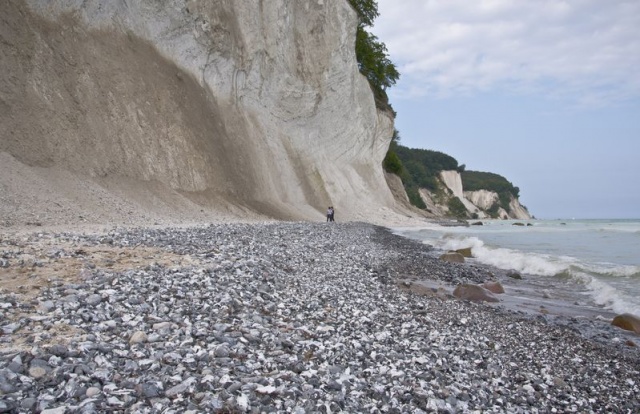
[417,171,531,220]
[438,171,487,218]
[507,198,532,220]
[0,0,398,226]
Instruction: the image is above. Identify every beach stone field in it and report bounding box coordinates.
[0,222,638,413]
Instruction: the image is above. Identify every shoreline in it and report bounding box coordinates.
[381,225,640,353]
[1,221,638,412]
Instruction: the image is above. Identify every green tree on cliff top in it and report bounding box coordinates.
[348,0,399,110]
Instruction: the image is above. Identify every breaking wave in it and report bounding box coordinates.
[397,225,640,316]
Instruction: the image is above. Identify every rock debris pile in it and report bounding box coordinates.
[1,222,638,413]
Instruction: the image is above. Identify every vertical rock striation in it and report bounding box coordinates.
[0,0,397,223]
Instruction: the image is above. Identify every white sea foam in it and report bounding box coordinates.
[578,261,640,278]
[435,234,568,276]
[395,220,640,316]
[582,272,640,316]
[445,235,640,314]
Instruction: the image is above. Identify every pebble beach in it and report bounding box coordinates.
[1,222,638,413]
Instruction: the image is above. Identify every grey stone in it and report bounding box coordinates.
[41,407,67,414]
[165,382,190,398]
[39,300,56,312]
[49,344,69,357]
[214,344,230,358]
[86,387,101,397]
[85,294,102,306]
[129,331,148,344]
[138,383,163,399]
[20,398,37,411]
[28,366,48,379]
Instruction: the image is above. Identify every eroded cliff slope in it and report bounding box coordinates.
[419,171,532,220]
[1,0,403,227]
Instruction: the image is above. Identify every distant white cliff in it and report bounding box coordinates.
[419,171,531,220]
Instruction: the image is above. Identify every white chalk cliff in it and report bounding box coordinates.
[438,171,487,218]
[417,171,531,220]
[1,0,406,227]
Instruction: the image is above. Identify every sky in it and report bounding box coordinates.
[372,0,640,219]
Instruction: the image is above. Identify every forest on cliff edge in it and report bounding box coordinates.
[384,138,521,215]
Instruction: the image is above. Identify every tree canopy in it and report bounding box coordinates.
[394,146,460,191]
[355,30,399,92]
[347,0,399,110]
[348,0,379,27]
[461,171,520,198]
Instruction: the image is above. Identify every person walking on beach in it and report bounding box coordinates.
[330,206,335,222]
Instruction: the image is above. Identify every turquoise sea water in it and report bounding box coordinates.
[394,219,640,316]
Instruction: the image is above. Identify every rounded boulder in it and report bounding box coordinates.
[129,331,148,345]
[455,248,473,258]
[611,313,640,334]
[453,284,499,303]
[482,281,505,294]
[440,252,465,263]
[507,270,523,280]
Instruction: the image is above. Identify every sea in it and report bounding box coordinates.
[393,219,640,317]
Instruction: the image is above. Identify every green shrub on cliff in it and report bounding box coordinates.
[487,202,501,218]
[461,171,519,198]
[499,191,512,209]
[383,129,404,175]
[447,197,468,218]
[394,146,459,191]
[462,170,519,215]
[406,186,426,209]
[347,0,399,111]
[382,150,403,175]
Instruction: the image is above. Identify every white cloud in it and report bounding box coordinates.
[374,0,640,106]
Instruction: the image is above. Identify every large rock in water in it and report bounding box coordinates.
[0,1,397,224]
[455,248,473,258]
[453,284,499,303]
[482,281,505,294]
[440,252,465,263]
[611,313,640,334]
[507,270,523,280]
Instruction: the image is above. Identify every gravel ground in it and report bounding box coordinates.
[1,222,638,413]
